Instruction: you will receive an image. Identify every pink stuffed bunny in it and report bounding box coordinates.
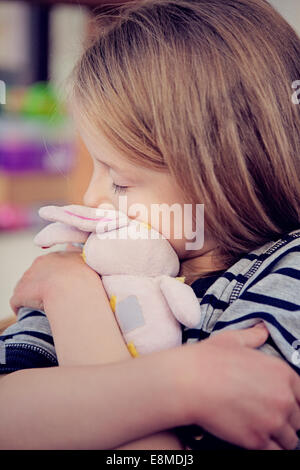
[34,205,202,357]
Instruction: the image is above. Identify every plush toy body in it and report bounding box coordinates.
[34,205,202,356]
[102,275,182,356]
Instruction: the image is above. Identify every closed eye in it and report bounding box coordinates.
[112,182,129,194]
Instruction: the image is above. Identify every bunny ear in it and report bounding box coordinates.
[38,204,129,233]
[34,222,89,247]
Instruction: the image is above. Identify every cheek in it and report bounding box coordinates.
[112,188,190,256]
[115,191,151,221]
[168,236,187,258]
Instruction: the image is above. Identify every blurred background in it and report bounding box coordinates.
[0,0,300,326]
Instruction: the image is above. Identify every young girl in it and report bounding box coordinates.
[1,0,300,450]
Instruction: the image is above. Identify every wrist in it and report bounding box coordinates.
[147,345,196,429]
[168,341,215,429]
[168,344,200,427]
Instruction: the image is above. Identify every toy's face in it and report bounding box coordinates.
[34,205,178,276]
[83,223,179,277]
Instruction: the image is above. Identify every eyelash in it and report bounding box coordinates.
[112,182,129,194]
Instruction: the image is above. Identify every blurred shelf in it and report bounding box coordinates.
[0,133,93,206]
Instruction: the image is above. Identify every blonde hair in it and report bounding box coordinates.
[68,0,300,277]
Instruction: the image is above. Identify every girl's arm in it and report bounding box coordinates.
[0,346,189,450]
[9,250,183,449]
[42,261,183,449]
[7,251,300,450]
[1,324,300,450]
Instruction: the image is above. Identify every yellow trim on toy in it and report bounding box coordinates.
[110,295,117,313]
[175,276,186,283]
[140,221,152,230]
[81,247,86,263]
[127,342,139,358]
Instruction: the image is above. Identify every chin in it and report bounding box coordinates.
[167,240,186,259]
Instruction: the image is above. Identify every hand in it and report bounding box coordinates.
[180,324,300,450]
[10,250,99,315]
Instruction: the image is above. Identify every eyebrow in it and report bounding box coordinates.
[93,153,124,172]
[93,153,138,180]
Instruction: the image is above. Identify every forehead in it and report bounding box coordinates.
[70,99,168,175]
[73,109,137,172]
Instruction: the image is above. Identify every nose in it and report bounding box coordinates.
[83,174,110,208]
[83,180,98,207]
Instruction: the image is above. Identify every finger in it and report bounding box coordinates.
[65,243,82,252]
[9,295,21,315]
[263,440,282,450]
[291,373,300,406]
[10,282,24,314]
[10,297,27,315]
[10,292,43,315]
[288,403,300,433]
[226,323,269,349]
[272,424,299,450]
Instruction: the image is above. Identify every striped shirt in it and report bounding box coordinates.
[184,228,300,373]
[1,228,300,449]
[178,227,300,450]
[0,307,57,373]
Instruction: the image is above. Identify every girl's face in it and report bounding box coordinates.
[78,122,216,261]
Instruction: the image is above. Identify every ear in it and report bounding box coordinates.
[34,222,89,248]
[38,205,129,233]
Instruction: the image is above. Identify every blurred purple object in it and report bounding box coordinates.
[0,140,74,173]
[0,115,75,174]
[0,140,43,172]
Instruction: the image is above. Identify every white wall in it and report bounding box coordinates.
[49,5,90,92]
[269,0,300,35]
[0,2,30,71]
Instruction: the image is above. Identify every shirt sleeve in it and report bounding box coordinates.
[211,248,300,373]
[177,244,300,450]
[0,307,58,374]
